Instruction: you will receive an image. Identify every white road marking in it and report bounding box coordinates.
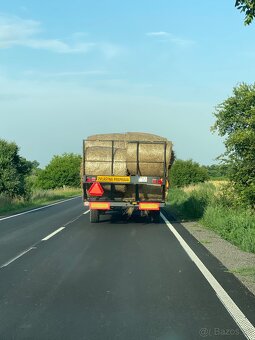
[0,196,81,222]
[161,212,255,340]
[83,210,90,215]
[1,247,36,268]
[0,210,87,269]
[42,227,65,241]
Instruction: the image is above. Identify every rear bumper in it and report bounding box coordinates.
[85,200,165,210]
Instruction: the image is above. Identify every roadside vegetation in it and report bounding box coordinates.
[0,187,82,215]
[166,82,255,254]
[0,139,82,216]
[166,182,255,254]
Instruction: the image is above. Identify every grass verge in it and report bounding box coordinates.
[165,182,255,253]
[0,187,82,216]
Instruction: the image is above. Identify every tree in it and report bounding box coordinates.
[37,153,82,189]
[0,139,34,198]
[235,0,255,25]
[204,164,229,179]
[212,82,255,207]
[170,159,209,188]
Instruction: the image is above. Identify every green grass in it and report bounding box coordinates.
[0,187,82,216]
[201,205,255,253]
[166,182,215,221]
[165,182,255,253]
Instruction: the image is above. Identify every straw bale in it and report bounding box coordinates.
[83,132,173,200]
[84,146,127,176]
[85,134,126,148]
[126,141,172,177]
[126,132,167,142]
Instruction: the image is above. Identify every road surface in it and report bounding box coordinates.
[0,197,254,340]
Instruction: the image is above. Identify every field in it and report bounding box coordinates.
[165,181,255,253]
[0,187,82,216]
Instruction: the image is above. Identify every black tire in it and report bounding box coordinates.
[152,210,161,223]
[90,209,99,223]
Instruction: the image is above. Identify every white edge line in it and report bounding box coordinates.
[160,213,255,340]
[1,247,35,268]
[83,210,90,215]
[0,196,81,222]
[42,227,65,241]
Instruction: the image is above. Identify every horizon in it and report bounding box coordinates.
[1,1,254,167]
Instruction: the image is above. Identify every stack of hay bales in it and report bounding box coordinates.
[84,133,173,200]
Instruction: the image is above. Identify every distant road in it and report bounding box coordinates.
[0,197,254,340]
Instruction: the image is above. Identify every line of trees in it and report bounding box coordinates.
[0,138,229,200]
[0,139,82,200]
[2,84,255,210]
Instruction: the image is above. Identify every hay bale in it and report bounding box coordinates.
[126,132,167,142]
[83,132,173,200]
[126,141,172,177]
[85,134,126,149]
[84,146,127,176]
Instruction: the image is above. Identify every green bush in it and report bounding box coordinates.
[170,159,209,188]
[0,139,34,199]
[205,164,229,179]
[37,153,81,189]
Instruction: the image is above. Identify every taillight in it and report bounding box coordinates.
[152,178,163,185]
[86,177,96,183]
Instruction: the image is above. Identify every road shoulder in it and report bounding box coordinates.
[182,221,255,296]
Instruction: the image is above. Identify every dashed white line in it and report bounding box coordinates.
[161,212,255,340]
[1,247,36,268]
[0,196,81,222]
[42,227,65,241]
[0,210,89,269]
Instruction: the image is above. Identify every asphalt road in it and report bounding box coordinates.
[0,197,255,340]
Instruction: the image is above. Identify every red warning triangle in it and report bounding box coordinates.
[88,182,104,197]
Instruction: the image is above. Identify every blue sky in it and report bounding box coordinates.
[0,1,254,167]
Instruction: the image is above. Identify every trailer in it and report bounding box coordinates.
[82,137,170,223]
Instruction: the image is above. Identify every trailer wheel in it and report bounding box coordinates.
[90,209,100,223]
[152,211,160,223]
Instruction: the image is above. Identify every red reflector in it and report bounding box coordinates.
[88,182,104,196]
[86,177,96,183]
[152,178,163,185]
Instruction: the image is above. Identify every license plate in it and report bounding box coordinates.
[97,176,131,183]
[138,176,148,183]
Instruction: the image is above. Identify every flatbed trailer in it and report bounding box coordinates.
[82,139,169,223]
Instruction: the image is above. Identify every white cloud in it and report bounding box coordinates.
[0,15,40,46]
[146,31,195,47]
[146,31,169,37]
[0,14,121,57]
